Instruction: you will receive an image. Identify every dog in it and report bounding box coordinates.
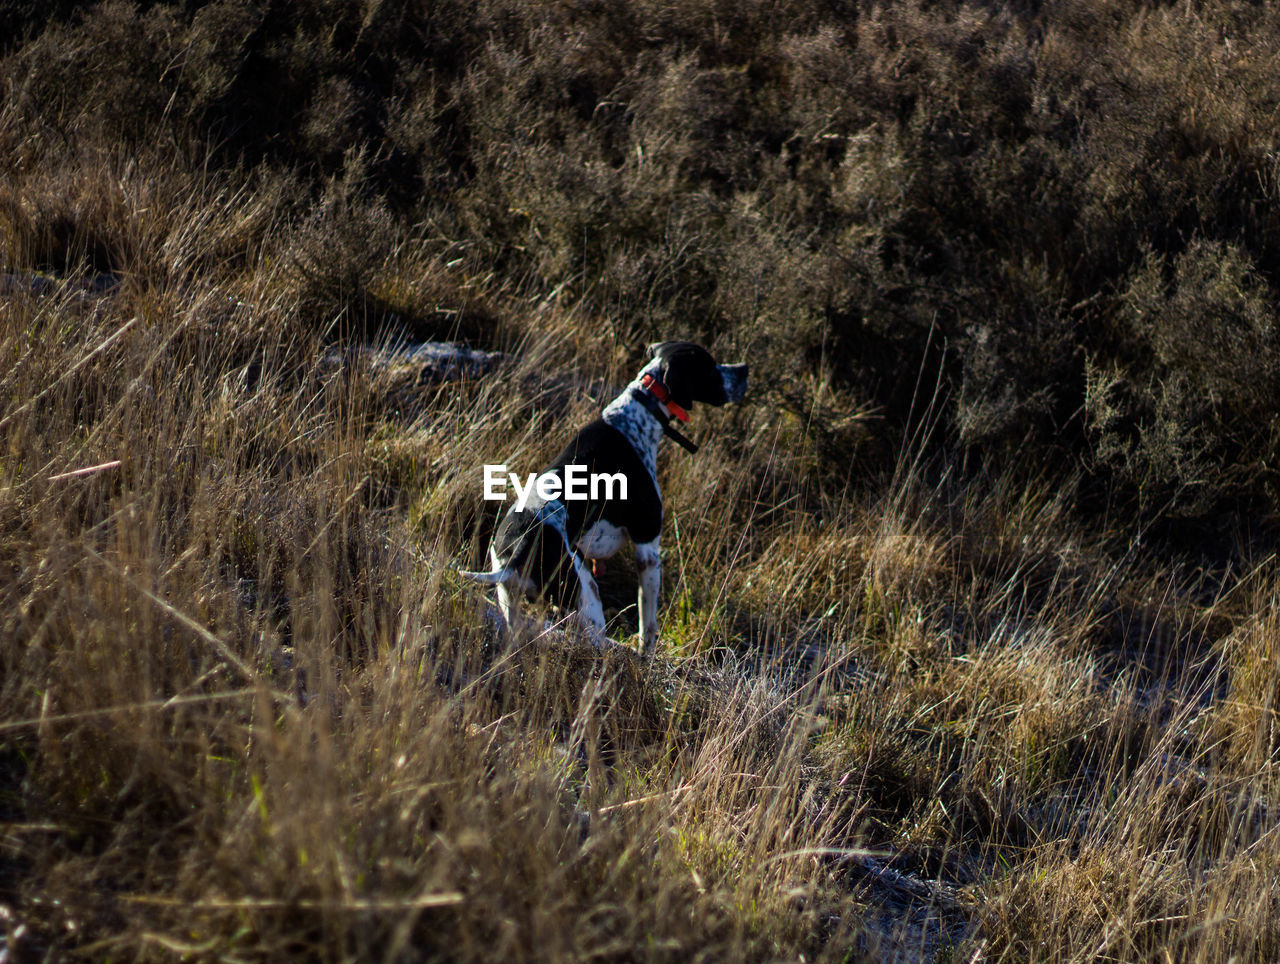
[461,341,748,654]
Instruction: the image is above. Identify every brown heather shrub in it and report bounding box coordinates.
[1087,239,1280,515]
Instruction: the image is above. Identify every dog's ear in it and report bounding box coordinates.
[661,366,701,411]
[645,342,690,408]
[646,343,694,407]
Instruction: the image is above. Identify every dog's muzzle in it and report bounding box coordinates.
[718,363,748,404]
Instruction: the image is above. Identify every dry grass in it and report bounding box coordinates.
[4,2,1280,961]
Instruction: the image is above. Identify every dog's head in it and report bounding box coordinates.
[644,341,748,411]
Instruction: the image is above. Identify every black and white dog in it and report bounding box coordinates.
[461,342,747,654]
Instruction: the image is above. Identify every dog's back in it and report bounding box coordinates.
[492,419,660,605]
[546,420,661,546]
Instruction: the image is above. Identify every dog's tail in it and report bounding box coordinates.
[458,566,517,586]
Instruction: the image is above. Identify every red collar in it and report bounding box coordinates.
[640,373,690,422]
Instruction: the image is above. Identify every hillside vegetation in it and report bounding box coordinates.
[4,1,1280,960]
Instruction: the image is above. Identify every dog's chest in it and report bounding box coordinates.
[576,520,630,560]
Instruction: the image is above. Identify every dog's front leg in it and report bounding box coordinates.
[568,551,608,646]
[635,539,661,656]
